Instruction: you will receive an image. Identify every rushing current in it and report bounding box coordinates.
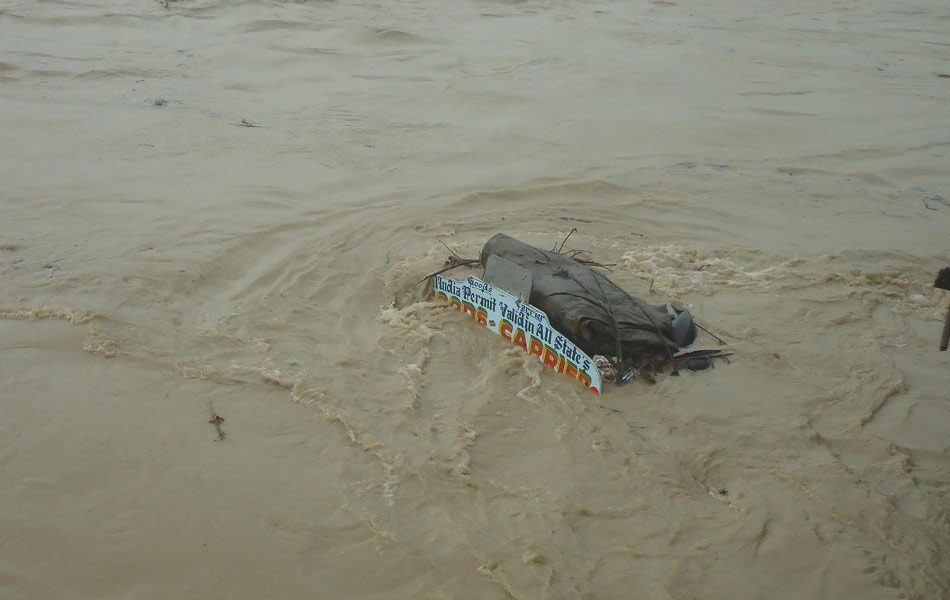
[1,0,948,598]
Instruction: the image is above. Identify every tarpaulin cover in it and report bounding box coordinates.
[481,233,694,367]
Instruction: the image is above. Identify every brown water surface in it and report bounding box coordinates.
[2,1,949,598]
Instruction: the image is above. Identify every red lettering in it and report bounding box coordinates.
[564,363,578,379]
[513,329,528,352]
[500,321,513,341]
[476,309,488,326]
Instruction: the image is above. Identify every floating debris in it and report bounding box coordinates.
[428,233,732,392]
[208,402,227,441]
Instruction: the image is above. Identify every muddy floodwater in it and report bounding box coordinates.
[1,1,949,598]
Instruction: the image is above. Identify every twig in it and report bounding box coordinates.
[573,258,615,271]
[229,119,263,128]
[695,322,727,346]
[417,257,479,285]
[556,235,613,269]
[208,402,227,441]
[439,240,463,260]
[554,228,577,254]
[564,250,613,270]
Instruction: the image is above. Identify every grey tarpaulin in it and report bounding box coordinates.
[480,233,696,369]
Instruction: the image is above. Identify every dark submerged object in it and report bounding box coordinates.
[935,267,950,351]
[480,233,699,371]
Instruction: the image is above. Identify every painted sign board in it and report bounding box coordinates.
[432,274,603,394]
